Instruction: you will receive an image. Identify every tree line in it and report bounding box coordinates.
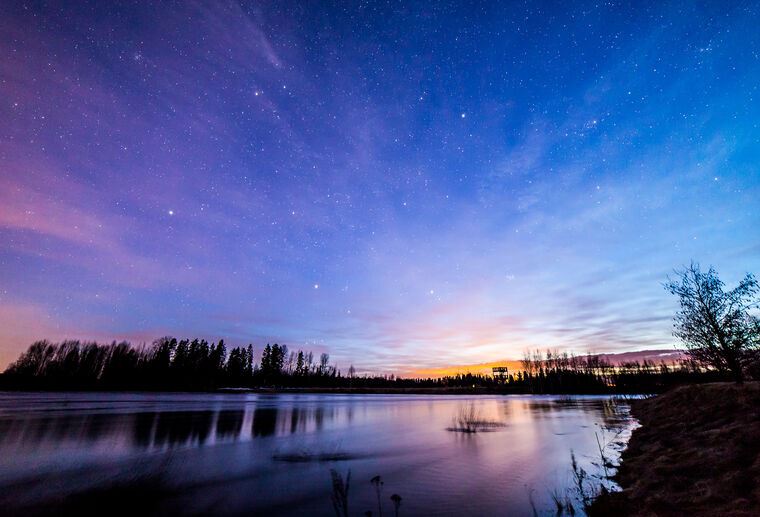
[0,338,729,393]
[0,338,344,391]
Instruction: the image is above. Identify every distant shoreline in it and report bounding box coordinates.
[2,340,710,395]
[0,385,618,396]
[219,386,616,395]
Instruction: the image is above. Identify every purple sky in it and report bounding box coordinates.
[1,1,759,374]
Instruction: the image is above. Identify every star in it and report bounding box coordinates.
[1,0,756,380]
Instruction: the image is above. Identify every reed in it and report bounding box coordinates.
[329,469,350,517]
[446,403,506,433]
[370,475,384,517]
[390,493,402,517]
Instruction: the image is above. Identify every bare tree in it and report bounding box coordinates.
[665,262,759,383]
[520,350,533,374]
[319,353,330,375]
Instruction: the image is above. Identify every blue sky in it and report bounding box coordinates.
[1,1,758,373]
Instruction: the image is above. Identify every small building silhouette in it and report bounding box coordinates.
[492,366,509,380]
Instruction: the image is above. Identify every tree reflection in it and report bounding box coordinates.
[153,411,214,446]
[252,407,278,437]
[215,410,244,439]
[290,406,305,434]
[133,412,157,447]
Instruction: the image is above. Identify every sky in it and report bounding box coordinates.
[1,1,759,374]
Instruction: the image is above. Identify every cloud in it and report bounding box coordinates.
[1,1,758,375]
[0,303,65,368]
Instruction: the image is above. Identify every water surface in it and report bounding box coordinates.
[0,392,636,515]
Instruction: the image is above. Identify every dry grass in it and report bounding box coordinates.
[591,382,760,516]
[446,404,506,433]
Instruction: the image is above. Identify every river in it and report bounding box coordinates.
[0,392,637,515]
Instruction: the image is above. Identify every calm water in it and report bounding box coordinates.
[0,392,637,516]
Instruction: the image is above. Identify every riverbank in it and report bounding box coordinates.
[592,382,760,516]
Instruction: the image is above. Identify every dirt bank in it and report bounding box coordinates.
[592,382,760,516]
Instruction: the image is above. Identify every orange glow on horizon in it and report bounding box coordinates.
[409,360,523,379]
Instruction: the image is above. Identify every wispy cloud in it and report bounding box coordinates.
[0,1,758,372]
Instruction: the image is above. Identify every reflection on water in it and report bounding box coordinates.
[0,392,637,515]
[0,399,344,450]
[216,410,244,439]
[0,404,335,451]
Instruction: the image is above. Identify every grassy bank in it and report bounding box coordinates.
[592,382,760,516]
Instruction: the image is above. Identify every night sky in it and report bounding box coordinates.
[1,1,758,374]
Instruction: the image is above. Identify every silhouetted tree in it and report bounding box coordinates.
[209,340,227,383]
[226,346,249,386]
[101,341,139,387]
[665,262,759,383]
[296,351,306,376]
[261,344,271,376]
[261,344,285,382]
[246,344,254,378]
[319,353,330,376]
